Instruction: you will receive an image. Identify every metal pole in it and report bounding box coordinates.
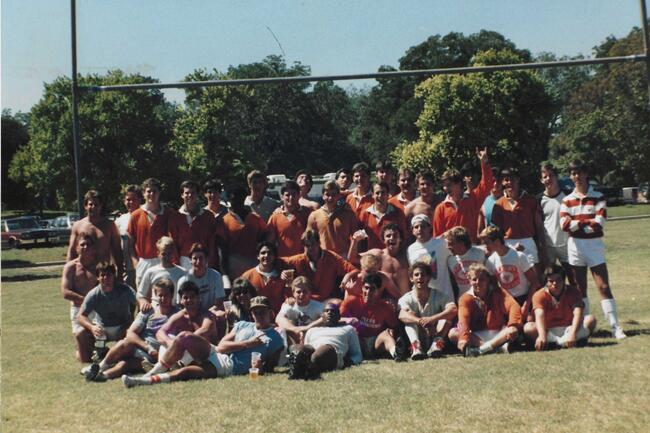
[81,54,647,93]
[70,0,83,215]
[640,0,650,108]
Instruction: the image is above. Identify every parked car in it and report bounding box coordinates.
[48,213,80,244]
[1,216,55,249]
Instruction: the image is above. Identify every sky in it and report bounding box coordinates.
[1,0,644,113]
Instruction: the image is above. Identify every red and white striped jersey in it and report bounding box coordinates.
[559,187,606,239]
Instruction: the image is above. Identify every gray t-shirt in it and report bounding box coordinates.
[177,268,225,310]
[131,306,180,347]
[80,283,137,327]
[278,300,324,326]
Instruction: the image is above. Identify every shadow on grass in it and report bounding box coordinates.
[585,341,618,348]
[1,273,58,283]
[1,259,35,268]
[623,328,650,337]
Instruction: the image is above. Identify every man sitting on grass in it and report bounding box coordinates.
[523,264,596,350]
[84,278,179,382]
[276,277,324,345]
[287,301,362,380]
[449,263,521,357]
[341,273,406,362]
[398,262,457,360]
[76,262,137,362]
[122,294,283,387]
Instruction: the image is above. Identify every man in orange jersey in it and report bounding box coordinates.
[280,230,357,302]
[221,184,269,280]
[523,265,596,350]
[241,242,290,315]
[433,147,492,243]
[267,180,311,257]
[449,263,521,357]
[346,162,373,216]
[375,160,398,196]
[307,180,358,259]
[168,180,217,270]
[357,182,408,252]
[128,178,177,286]
[491,167,547,270]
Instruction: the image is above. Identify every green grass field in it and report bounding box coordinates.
[2,219,649,433]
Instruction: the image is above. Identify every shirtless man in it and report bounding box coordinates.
[61,234,98,362]
[405,172,441,227]
[67,190,123,280]
[295,170,321,211]
[350,223,410,295]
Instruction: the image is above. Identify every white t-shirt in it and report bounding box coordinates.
[485,247,533,298]
[136,264,187,306]
[278,300,324,326]
[446,246,487,297]
[304,325,363,367]
[406,237,453,301]
[541,191,569,248]
[398,288,455,317]
[177,268,225,310]
[115,213,132,271]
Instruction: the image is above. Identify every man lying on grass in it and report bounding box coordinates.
[84,278,179,382]
[448,263,521,357]
[122,293,283,387]
[523,264,596,350]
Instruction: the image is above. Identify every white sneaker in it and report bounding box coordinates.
[80,365,92,375]
[613,327,627,340]
[122,375,141,388]
[497,342,510,354]
[411,348,427,361]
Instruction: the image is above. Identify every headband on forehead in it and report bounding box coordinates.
[411,214,431,226]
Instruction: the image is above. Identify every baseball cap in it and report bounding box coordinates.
[250,296,272,311]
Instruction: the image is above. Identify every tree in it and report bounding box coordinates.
[354,30,531,163]
[2,110,30,208]
[9,71,179,211]
[550,25,650,186]
[171,55,360,185]
[393,49,554,188]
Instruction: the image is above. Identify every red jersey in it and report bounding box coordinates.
[457,288,522,345]
[358,204,408,250]
[168,207,217,259]
[491,192,541,239]
[280,251,357,301]
[532,286,583,328]
[267,206,311,257]
[341,295,398,338]
[128,205,176,259]
[241,266,291,315]
[221,210,268,258]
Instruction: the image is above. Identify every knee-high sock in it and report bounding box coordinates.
[601,298,621,329]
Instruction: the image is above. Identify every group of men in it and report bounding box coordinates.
[62,151,626,386]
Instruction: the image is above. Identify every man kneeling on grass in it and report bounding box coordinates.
[287,301,362,380]
[77,262,137,363]
[448,263,521,357]
[84,278,179,382]
[122,293,283,387]
[398,262,457,360]
[523,264,596,351]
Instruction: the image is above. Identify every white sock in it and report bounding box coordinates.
[404,325,420,347]
[389,346,396,357]
[478,341,493,355]
[144,361,169,377]
[582,297,590,315]
[98,360,110,372]
[150,373,171,384]
[601,298,621,329]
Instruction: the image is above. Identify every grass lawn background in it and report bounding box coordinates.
[1,218,649,433]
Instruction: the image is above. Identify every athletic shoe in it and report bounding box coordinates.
[91,348,108,364]
[122,375,142,388]
[393,336,408,362]
[141,359,154,373]
[287,350,309,380]
[84,363,100,382]
[463,346,480,358]
[427,338,445,359]
[410,349,427,361]
[80,365,92,376]
[496,342,510,354]
[613,327,627,340]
